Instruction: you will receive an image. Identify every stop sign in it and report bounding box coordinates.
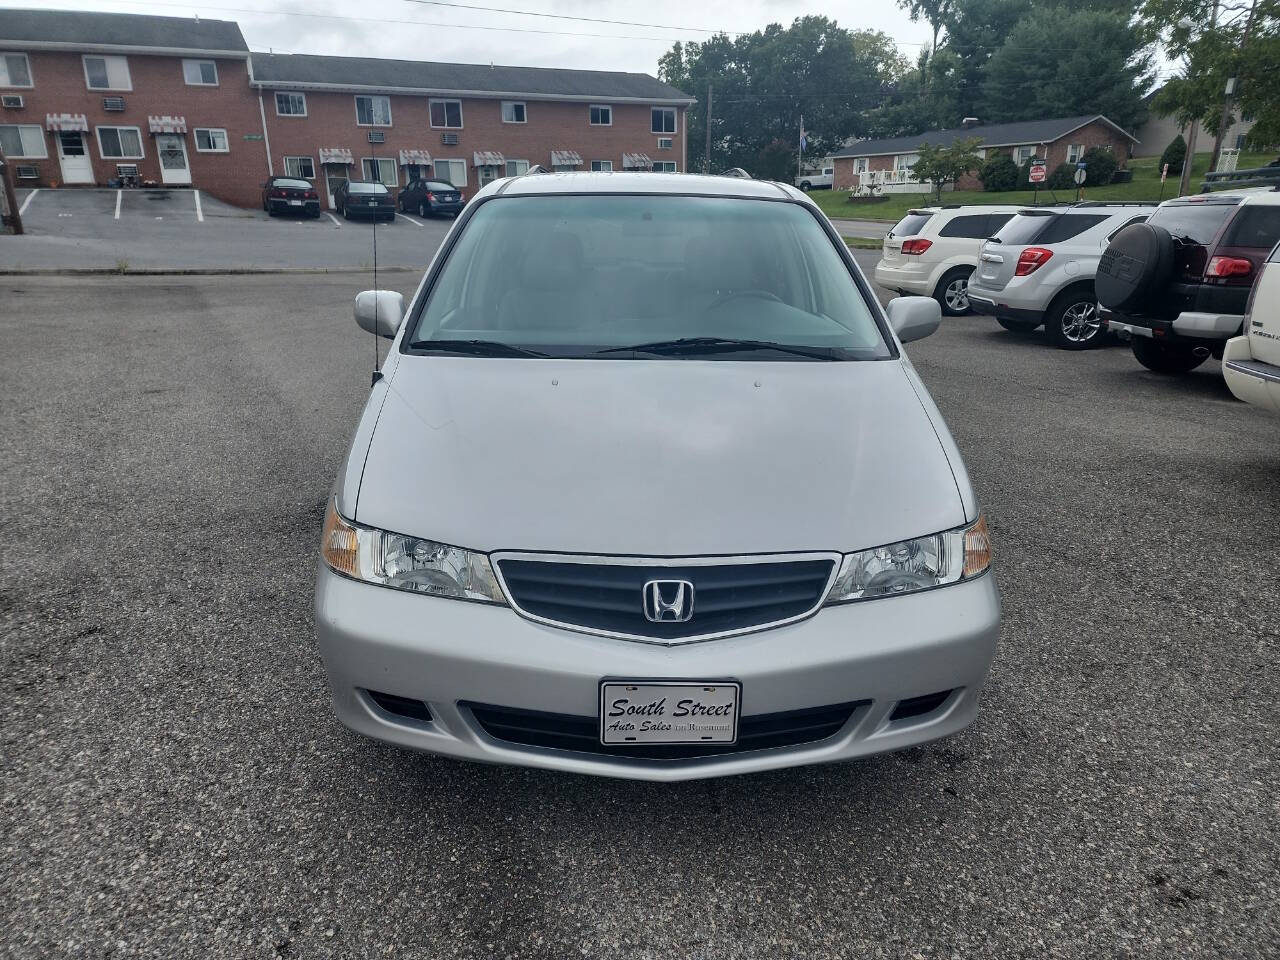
[1028,162,1047,184]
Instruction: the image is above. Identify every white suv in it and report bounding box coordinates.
[1223,241,1280,413]
[967,203,1156,349]
[873,205,1022,316]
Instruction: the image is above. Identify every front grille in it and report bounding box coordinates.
[466,700,866,761]
[496,556,836,642]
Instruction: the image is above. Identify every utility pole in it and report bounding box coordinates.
[704,83,712,174]
[0,145,24,235]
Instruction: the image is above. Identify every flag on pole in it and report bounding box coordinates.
[799,118,808,153]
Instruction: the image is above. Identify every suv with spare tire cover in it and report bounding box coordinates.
[1098,190,1280,374]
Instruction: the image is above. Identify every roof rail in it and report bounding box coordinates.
[1069,200,1156,207]
[1200,166,1280,192]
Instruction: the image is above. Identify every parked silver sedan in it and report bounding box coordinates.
[316,172,999,781]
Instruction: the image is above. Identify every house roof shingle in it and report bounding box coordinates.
[250,53,694,103]
[831,114,1138,158]
[0,8,248,53]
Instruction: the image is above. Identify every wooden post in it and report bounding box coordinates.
[0,145,24,235]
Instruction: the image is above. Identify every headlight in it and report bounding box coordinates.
[320,500,506,604]
[824,514,991,604]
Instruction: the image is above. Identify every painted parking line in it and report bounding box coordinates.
[396,212,425,227]
[18,188,38,216]
[114,189,122,220]
[323,211,341,226]
[194,190,204,223]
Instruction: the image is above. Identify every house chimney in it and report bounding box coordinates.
[961,117,980,129]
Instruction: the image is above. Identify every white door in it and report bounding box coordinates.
[324,164,349,209]
[157,134,191,186]
[56,131,93,184]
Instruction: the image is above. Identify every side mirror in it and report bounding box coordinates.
[354,290,405,339]
[886,296,941,344]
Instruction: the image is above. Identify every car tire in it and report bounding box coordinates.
[997,316,1040,333]
[419,201,429,218]
[934,267,974,317]
[1045,287,1103,350]
[799,181,812,192]
[341,204,350,220]
[1131,337,1207,374]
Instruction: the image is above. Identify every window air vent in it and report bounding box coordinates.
[16,165,38,179]
[1,94,23,109]
[367,130,385,144]
[116,163,140,178]
[103,96,126,111]
[658,137,673,150]
[441,132,459,146]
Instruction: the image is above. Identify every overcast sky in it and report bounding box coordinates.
[6,0,936,75]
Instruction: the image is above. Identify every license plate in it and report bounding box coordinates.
[288,199,302,206]
[599,681,740,745]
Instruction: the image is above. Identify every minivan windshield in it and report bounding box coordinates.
[406,195,891,361]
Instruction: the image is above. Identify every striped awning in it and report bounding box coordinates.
[550,150,582,166]
[45,113,88,132]
[622,153,652,169]
[473,151,505,167]
[147,115,187,134]
[319,147,353,165]
[399,149,432,165]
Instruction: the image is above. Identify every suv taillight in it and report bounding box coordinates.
[1206,256,1252,278]
[901,238,932,255]
[1015,247,1053,276]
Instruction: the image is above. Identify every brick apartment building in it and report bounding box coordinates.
[831,115,1139,193]
[0,9,693,209]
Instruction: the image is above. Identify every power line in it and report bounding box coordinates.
[401,0,735,35]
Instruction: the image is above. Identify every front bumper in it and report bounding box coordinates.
[1223,335,1280,412]
[873,260,931,296]
[314,565,1000,781]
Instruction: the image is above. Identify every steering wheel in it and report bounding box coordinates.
[707,289,784,311]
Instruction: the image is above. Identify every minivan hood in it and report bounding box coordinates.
[354,358,966,556]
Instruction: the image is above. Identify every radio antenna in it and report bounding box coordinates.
[370,138,381,386]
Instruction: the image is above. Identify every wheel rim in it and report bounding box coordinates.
[945,277,969,311]
[1061,301,1100,342]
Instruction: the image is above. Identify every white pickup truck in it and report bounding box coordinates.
[796,166,834,191]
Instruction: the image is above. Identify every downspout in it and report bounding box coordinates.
[252,51,273,177]
[682,106,688,174]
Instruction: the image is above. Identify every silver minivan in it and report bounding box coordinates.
[316,172,999,781]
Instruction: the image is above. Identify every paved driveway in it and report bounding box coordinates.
[2,267,1277,958]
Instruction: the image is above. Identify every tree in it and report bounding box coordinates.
[913,136,984,200]
[1080,146,1118,186]
[978,154,1020,191]
[981,10,1152,130]
[896,0,954,56]
[1160,134,1188,175]
[1046,163,1076,190]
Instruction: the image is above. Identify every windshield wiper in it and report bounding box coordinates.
[407,338,547,358]
[593,337,840,360]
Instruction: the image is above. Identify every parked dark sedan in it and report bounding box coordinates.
[398,177,464,218]
[335,180,395,222]
[262,176,320,218]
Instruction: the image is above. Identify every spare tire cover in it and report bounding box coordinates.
[1096,222,1174,311]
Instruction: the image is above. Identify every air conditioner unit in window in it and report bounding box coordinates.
[658,138,673,150]
[16,165,38,179]
[441,133,459,146]
[1,94,23,109]
[103,97,126,111]
[116,163,140,178]
[367,131,385,144]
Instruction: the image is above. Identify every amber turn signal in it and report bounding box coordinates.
[963,514,992,578]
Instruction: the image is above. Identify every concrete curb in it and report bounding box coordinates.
[0,266,420,276]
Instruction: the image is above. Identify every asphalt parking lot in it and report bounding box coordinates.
[3,260,1277,958]
[2,188,452,271]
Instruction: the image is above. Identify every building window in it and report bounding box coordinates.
[275,92,306,116]
[83,55,131,91]
[355,95,392,127]
[430,99,463,129]
[96,126,144,159]
[657,137,673,150]
[895,153,919,172]
[590,160,612,172]
[362,157,397,185]
[1014,145,1035,165]
[853,157,868,174]
[0,124,46,158]
[436,159,466,187]
[1,52,32,87]
[1065,144,1083,164]
[652,161,677,173]
[589,105,612,126]
[283,156,315,179]
[651,107,676,134]
[182,59,218,86]
[501,101,526,124]
[194,128,228,152]
[504,159,529,177]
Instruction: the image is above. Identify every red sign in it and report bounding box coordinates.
[1028,162,1047,184]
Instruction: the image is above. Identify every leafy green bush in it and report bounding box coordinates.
[979,154,1020,192]
[1160,134,1187,177]
[1081,146,1118,186]
[1046,163,1076,190]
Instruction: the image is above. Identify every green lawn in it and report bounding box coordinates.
[809,152,1277,224]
